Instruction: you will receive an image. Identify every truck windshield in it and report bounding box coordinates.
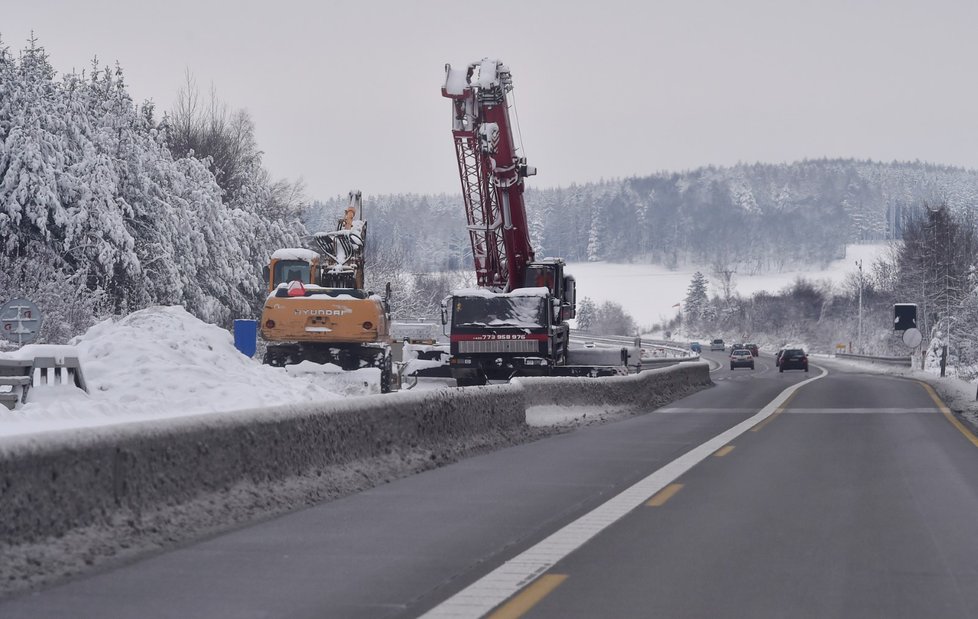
[452,296,547,328]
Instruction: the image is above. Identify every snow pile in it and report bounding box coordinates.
[0,306,376,438]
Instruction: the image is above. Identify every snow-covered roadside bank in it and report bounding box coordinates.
[816,355,978,427]
[0,306,375,439]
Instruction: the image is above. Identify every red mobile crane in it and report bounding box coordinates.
[440,59,577,386]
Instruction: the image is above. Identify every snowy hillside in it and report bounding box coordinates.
[311,160,978,273]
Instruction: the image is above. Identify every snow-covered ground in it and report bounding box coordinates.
[568,243,891,330]
[0,306,378,439]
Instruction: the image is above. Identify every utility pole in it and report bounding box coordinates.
[856,259,863,354]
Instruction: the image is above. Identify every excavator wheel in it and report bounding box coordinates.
[262,347,289,367]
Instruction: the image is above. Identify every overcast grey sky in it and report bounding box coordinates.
[5,0,978,199]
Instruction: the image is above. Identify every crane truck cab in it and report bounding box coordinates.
[442,259,575,386]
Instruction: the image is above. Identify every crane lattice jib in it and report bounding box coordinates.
[451,129,507,288]
[443,59,535,291]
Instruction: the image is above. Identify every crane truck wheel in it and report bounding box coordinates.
[454,370,487,387]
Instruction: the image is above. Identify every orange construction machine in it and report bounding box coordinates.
[259,191,394,391]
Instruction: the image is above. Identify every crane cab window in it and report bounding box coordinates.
[524,265,555,291]
[273,260,311,286]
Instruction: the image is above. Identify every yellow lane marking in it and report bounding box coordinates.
[751,391,798,432]
[714,445,735,457]
[487,574,568,619]
[646,483,684,507]
[919,382,978,449]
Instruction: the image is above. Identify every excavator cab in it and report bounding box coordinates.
[263,251,319,292]
[276,261,312,286]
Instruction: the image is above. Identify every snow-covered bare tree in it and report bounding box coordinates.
[590,301,636,336]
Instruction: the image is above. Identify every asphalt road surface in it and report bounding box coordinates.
[4,352,978,618]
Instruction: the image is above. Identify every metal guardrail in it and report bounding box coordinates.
[834,353,912,367]
[0,352,89,409]
[570,334,695,358]
[569,333,697,372]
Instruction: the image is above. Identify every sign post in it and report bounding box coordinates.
[0,298,42,346]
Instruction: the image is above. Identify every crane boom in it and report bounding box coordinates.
[442,59,536,291]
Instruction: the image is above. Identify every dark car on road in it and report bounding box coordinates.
[779,348,808,372]
[690,341,702,353]
[730,348,755,370]
[745,343,759,357]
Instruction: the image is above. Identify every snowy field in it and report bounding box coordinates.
[568,243,892,330]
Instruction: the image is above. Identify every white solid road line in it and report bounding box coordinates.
[420,365,830,619]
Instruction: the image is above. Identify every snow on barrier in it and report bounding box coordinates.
[0,362,710,547]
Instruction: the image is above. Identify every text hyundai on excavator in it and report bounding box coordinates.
[259,191,395,392]
[440,59,577,386]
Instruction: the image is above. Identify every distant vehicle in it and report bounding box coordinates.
[689,341,702,353]
[730,348,755,370]
[730,343,748,352]
[745,343,759,357]
[583,341,596,349]
[779,348,809,372]
[710,339,725,351]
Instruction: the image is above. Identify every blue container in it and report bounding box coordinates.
[233,319,258,358]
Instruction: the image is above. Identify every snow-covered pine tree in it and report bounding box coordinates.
[684,271,709,327]
[576,296,596,332]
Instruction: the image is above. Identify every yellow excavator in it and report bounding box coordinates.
[260,191,394,392]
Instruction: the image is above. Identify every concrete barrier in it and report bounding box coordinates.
[0,385,524,546]
[0,363,711,548]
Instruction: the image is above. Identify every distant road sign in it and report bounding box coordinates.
[0,298,42,345]
[903,327,922,349]
[894,303,917,331]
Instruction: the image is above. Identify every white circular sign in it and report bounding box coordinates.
[903,327,922,348]
[0,298,42,345]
